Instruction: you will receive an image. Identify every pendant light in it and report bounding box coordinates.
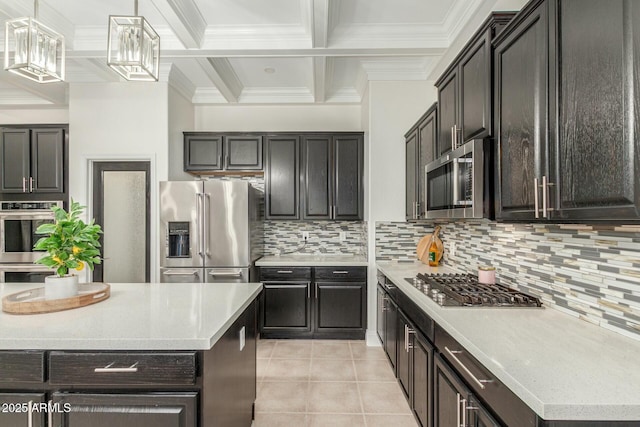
[107,0,160,81]
[4,0,65,83]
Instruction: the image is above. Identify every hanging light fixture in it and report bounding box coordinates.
[107,0,160,81]
[4,0,65,83]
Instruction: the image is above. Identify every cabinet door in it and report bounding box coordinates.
[555,0,640,219]
[383,298,397,370]
[434,354,470,427]
[417,107,437,219]
[396,311,411,398]
[260,282,311,332]
[52,393,197,427]
[412,334,433,427]
[0,129,30,193]
[469,396,500,427]
[405,128,418,220]
[265,135,300,219]
[224,135,263,170]
[437,70,458,156]
[183,133,223,171]
[494,5,548,220]
[460,30,492,141]
[0,393,46,427]
[31,128,64,193]
[333,135,363,220]
[376,286,386,343]
[315,282,365,330]
[301,135,332,220]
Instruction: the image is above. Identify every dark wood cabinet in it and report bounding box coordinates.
[376,285,386,343]
[396,311,412,397]
[495,0,640,221]
[184,133,263,172]
[436,13,515,153]
[0,393,46,427]
[434,354,470,427]
[383,297,398,371]
[412,333,433,427]
[0,127,65,196]
[265,135,300,219]
[406,104,437,220]
[52,393,197,427]
[301,134,363,220]
[494,2,548,220]
[259,266,366,339]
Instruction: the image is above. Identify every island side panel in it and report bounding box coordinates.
[201,298,258,427]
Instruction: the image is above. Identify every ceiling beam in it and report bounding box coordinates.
[149,0,207,49]
[195,58,243,103]
[313,57,327,103]
[311,0,331,48]
[0,72,67,105]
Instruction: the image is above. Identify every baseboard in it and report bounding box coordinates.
[366,330,382,347]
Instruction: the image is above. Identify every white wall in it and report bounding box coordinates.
[0,108,68,124]
[68,82,169,282]
[365,80,437,344]
[168,86,195,181]
[195,105,362,131]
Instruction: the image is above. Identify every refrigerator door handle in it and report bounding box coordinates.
[204,192,211,258]
[196,192,204,259]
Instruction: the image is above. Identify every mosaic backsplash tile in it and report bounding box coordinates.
[265,221,367,256]
[376,220,640,341]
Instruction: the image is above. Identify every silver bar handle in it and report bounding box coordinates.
[404,324,408,352]
[204,193,211,257]
[163,270,198,276]
[315,283,318,299]
[332,271,349,274]
[456,393,461,427]
[277,270,293,274]
[451,126,455,150]
[22,177,26,192]
[208,271,242,277]
[407,327,415,350]
[534,178,540,219]
[415,201,420,219]
[29,176,33,192]
[307,284,310,299]
[445,346,492,390]
[48,405,52,427]
[94,361,139,373]
[542,175,547,218]
[196,193,204,257]
[27,400,33,427]
[461,397,467,427]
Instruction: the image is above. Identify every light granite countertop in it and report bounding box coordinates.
[0,282,262,351]
[377,260,640,421]
[256,254,368,267]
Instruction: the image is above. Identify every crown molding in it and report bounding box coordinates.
[238,87,314,104]
[192,87,228,104]
[360,57,434,81]
[325,87,361,104]
[167,64,196,102]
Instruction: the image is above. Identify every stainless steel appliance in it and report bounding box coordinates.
[0,264,53,283]
[424,139,490,219]
[159,180,263,283]
[405,273,542,307]
[0,201,62,264]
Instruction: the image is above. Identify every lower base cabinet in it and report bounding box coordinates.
[412,333,433,427]
[51,393,197,427]
[0,393,46,427]
[259,266,367,339]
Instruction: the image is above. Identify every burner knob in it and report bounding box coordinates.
[436,293,446,306]
[431,289,440,298]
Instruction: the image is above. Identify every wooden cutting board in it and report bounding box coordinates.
[416,234,431,262]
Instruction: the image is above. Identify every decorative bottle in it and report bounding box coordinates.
[428,225,443,267]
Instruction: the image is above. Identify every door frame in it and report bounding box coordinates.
[92,161,151,282]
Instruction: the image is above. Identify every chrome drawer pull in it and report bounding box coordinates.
[209,271,242,277]
[332,271,349,274]
[276,270,293,274]
[94,361,139,373]
[445,346,491,390]
[163,271,198,276]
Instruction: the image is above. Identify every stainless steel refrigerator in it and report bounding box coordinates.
[159,180,263,283]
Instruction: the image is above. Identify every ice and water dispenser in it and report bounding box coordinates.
[167,222,190,257]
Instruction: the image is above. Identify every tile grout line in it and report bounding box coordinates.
[351,341,369,427]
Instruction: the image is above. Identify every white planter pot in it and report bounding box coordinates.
[44,275,79,300]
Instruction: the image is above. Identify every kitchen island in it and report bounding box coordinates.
[378,261,640,425]
[0,282,262,427]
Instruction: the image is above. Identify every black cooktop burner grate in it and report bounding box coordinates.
[404,273,542,307]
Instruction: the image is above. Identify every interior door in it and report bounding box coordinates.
[92,162,150,282]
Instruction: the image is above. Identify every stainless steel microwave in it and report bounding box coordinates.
[424,139,489,219]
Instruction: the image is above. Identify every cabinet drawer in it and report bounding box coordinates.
[315,266,366,281]
[0,351,45,384]
[49,352,197,386]
[259,267,311,281]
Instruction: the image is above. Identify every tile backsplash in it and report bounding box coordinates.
[376,220,640,341]
[265,221,367,257]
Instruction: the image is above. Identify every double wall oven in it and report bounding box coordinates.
[0,201,61,282]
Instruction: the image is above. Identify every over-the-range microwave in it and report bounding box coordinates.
[424,139,492,219]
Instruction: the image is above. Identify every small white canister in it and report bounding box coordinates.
[478,266,496,284]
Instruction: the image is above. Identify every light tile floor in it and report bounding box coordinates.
[254,339,419,427]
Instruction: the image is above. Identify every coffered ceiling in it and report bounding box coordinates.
[0,0,498,107]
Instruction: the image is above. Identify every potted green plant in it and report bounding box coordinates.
[33,200,102,300]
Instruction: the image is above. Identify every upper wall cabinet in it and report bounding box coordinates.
[0,127,66,199]
[183,132,263,173]
[494,0,640,221]
[435,13,515,155]
[265,135,300,220]
[406,104,437,220]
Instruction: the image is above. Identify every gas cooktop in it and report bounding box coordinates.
[404,273,542,308]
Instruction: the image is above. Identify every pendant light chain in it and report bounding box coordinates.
[134,0,138,17]
[34,0,39,20]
